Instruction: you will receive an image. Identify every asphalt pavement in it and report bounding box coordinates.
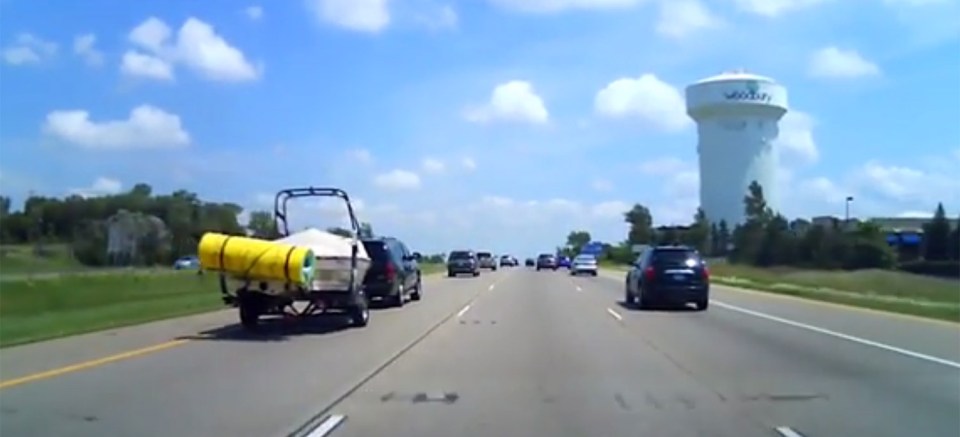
[1,268,958,437]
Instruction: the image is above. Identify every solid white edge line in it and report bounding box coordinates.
[774,426,805,437]
[713,300,960,370]
[606,308,623,321]
[305,414,347,437]
[456,305,471,318]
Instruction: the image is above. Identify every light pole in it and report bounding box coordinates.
[844,196,854,222]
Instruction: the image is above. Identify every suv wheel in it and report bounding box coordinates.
[410,276,422,301]
[391,284,405,308]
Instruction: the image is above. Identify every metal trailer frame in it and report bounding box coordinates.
[219,187,370,330]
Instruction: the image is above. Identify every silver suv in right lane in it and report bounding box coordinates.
[447,250,480,277]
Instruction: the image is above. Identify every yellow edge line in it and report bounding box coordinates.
[714,281,960,328]
[0,339,190,390]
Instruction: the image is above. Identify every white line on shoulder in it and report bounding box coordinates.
[713,300,960,370]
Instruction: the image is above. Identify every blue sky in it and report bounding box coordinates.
[1,0,958,255]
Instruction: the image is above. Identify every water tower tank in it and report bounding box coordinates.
[685,71,788,226]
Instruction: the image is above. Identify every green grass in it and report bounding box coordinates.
[0,271,223,348]
[0,244,89,275]
[420,262,444,276]
[602,260,960,323]
[0,261,451,348]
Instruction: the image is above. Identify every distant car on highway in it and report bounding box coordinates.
[447,250,480,277]
[361,237,422,307]
[499,255,517,267]
[173,255,199,270]
[557,255,571,269]
[536,253,557,271]
[525,258,535,267]
[477,251,498,270]
[624,245,709,311]
[570,254,598,276]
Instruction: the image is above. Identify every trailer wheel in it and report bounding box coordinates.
[349,303,370,327]
[238,297,261,330]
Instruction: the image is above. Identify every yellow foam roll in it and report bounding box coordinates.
[197,232,316,286]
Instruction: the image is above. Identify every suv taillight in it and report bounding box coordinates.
[643,266,656,282]
[385,262,396,281]
[701,266,710,280]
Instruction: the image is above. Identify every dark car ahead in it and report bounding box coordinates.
[557,255,572,269]
[447,250,480,277]
[477,251,498,270]
[524,258,535,267]
[361,237,422,308]
[535,253,557,271]
[624,246,709,311]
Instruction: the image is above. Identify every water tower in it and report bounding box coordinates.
[685,71,788,226]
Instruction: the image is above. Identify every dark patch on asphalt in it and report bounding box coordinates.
[742,393,828,402]
[614,393,631,411]
[412,392,459,404]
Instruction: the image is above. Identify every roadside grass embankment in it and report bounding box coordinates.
[0,244,89,276]
[0,262,447,348]
[600,260,960,323]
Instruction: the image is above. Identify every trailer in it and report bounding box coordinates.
[218,187,372,330]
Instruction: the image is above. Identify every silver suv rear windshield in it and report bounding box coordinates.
[449,251,473,260]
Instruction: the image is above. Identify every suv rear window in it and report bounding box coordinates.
[449,251,473,260]
[538,254,553,259]
[652,249,700,267]
[361,240,390,261]
[477,252,492,258]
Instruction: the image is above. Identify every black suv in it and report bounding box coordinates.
[447,250,480,277]
[361,237,422,307]
[624,246,709,310]
[535,253,557,271]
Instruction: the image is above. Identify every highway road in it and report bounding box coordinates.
[1,268,958,437]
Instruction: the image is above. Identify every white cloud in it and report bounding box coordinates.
[415,4,458,30]
[486,0,645,13]
[121,17,260,82]
[121,51,174,80]
[422,157,446,173]
[73,34,104,67]
[2,33,57,65]
[594,74,690,132]
[777,110,819,165]
[462,157,477,171]
[732,0,828,17]
[808,46,882,79]
[306,0,391,33]
[43,105,191,150]
[464,80,550,125]
[374,169,422,190]
[69,177,123,198]
[592,178,614,192]
[852,160,959,205]
[639,156,689,175]
[245,6,264,20]
[655,0,723,39]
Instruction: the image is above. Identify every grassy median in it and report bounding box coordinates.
[601,261,960,323]
[0,271,224,348]
[0,263,447,348]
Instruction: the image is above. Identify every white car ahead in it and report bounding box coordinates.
[570,254,598,276]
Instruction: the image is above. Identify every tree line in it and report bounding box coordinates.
[0,185,446,267]
[562,181,960,277]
